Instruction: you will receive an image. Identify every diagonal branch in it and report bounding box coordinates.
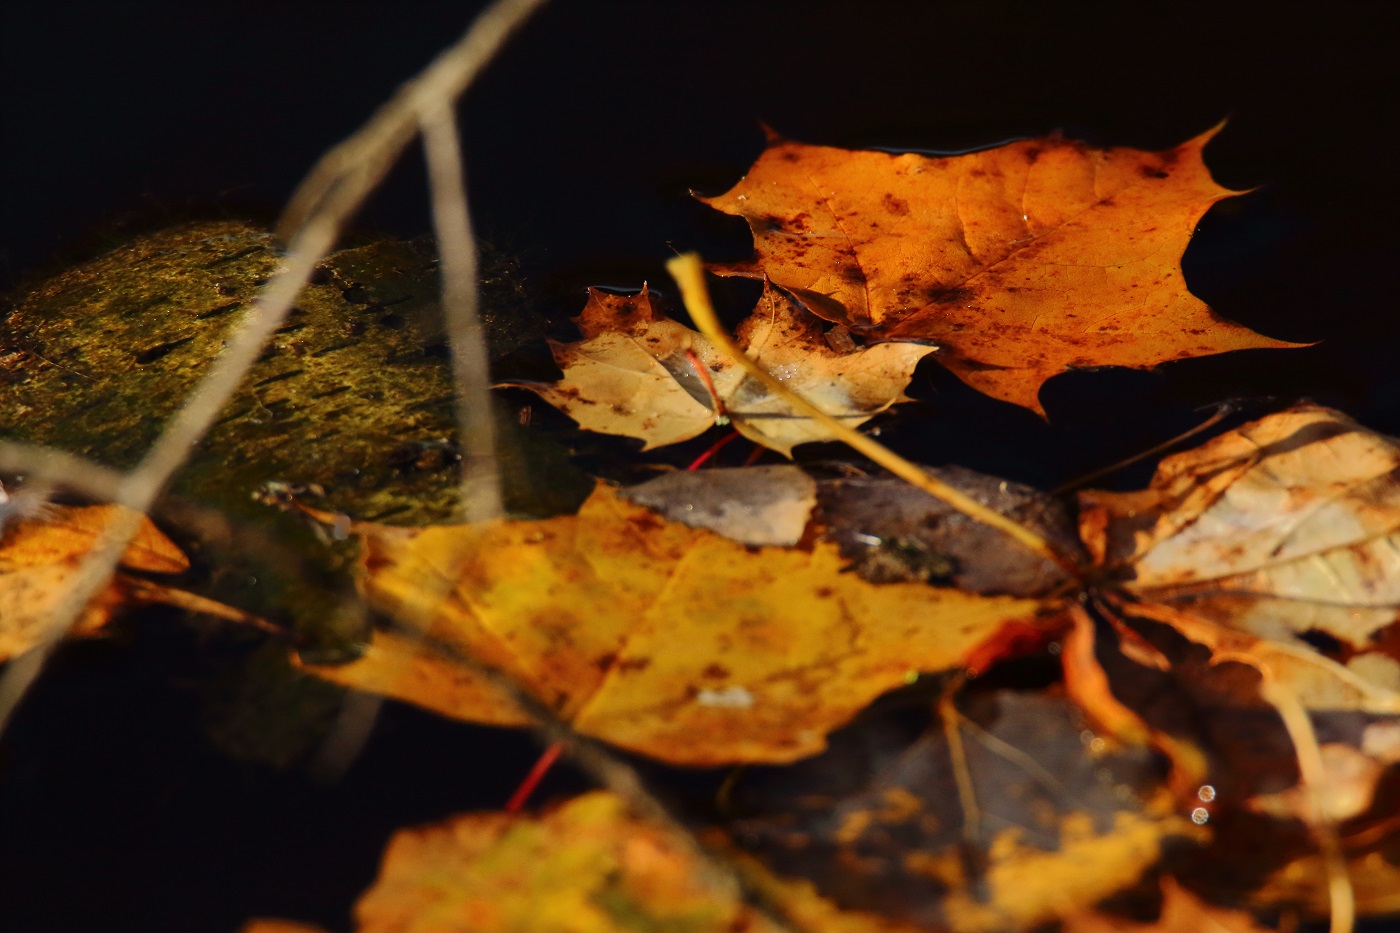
[419,102,504,523]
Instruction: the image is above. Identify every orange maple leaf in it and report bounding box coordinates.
[703,126,1305,414]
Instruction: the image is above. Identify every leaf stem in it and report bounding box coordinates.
[506,740,565,812]
[686,430,742,471]
[938,686,982,851]
[1258,677,1356,933]
[666,253,1076,576]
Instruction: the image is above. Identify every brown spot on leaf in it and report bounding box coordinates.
[882,193,910,216]
[925,285,974,304]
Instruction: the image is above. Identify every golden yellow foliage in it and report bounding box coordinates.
[301,483,1063,764]
[0,504,188,661]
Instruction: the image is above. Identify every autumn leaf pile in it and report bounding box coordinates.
[8,128,1399,932]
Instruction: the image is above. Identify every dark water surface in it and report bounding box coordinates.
[3,2,1399,930]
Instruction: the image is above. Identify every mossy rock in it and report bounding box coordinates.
[1,220,590,645]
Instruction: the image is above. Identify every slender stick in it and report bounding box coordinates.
[665,253,1076,576]
[0,442,126,503]
[420,103,504,522]
[938,687,982,851]
[1259,677,1356,933]
[1051,401,1234,495]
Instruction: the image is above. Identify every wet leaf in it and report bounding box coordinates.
[703,127,1303,414]
[620,464,817,547]
[727,690,1201,933]
[1060,877,1275,932]
[1070,406,1400,920]
[0,504,188,661]
[505,283,935,455]
[1079,404,1400,715]
[249,791,917,933]
[1074,609,1400,917]
[817,465,1083,596]
[354,792,775,933]
[300,480,1067,765]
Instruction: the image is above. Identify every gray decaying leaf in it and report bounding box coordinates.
[819,465,1084,597]
[620,465,817,547]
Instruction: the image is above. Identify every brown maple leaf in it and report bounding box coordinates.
[1067,404,1400,918]
[728,690,1200,933]
[702,126,1305,414]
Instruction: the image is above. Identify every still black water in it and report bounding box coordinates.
[3,2,1399,930]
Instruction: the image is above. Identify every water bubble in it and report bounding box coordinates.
[1191,807,1210,825]
[1197,784,1217,803]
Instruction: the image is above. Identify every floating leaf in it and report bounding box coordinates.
[1060,877,1275,932]
[620,464,817,547]
[505,283,934,455]
[0,504,188,661]
[248,791,920,933]
[728,690,1201,933]
[301,478,1067,765]
[818,465,1083,595]
[703,127,1303,414]
[1079,404,1400,715]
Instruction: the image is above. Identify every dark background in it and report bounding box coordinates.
[3,2,1399,930]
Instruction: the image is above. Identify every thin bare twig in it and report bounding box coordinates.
[1258,677,1356,933]
[0,440,363,637]
[0,441,126,503]
[1050,401,1235,495]
[308,77,518,779]
[420,103,503,522]
[938,685,983,852]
